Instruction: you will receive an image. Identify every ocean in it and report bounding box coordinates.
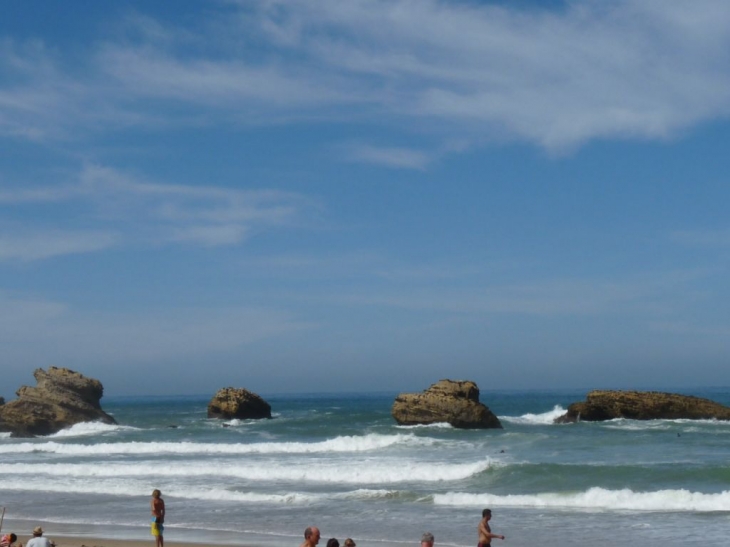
[1,389,729,547]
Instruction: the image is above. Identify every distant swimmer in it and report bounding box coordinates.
[301,527,321,547]
[478,508,505,546]
[151,489,166,547]
[421,532,435,547]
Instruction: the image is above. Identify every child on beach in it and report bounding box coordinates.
[151,489,166,547]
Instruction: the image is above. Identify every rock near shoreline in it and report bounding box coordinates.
[207,387,272,420]
[0,366,116,437]
[391,379,502,429]
[555,390,730,423]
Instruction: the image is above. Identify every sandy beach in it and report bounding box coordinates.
[3,519,267,547]
[4,526,270,547]
[6,526,268,547]
[17,538,201,547]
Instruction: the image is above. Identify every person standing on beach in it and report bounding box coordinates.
[300,527,321,547]
[25,527,54,547]
[1,533,22,547]
[477,509,505,546]
[151,489,166,547]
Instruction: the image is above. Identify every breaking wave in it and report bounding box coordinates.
[0,458,495,484]
[49,422,142,438]
[0,433,424,455]
[434,486,730,512]
[500,405,566,425]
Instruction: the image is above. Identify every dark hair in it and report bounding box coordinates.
[482,508,492,517]
[327,539,339,547]
[9,535,18,543]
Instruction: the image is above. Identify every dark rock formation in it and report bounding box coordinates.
[207,387,271,420]
[0,367,116,437]
[391,379,502,429]
[555,390,730,423]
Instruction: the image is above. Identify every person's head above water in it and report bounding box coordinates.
[421,532,435,547]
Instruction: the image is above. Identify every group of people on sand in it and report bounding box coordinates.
[1,527,56,547]
[0,491,504,547]
[297,508,504,547]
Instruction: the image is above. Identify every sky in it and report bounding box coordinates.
[1,0,730,398]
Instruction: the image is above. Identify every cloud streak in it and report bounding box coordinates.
[0,292,311,367]
[343,144,431,170]
[0,164,314,261]
[1,1,729,152]
[0,230,117,262]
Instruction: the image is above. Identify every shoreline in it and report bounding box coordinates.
[2,519,278,547]
[17,537,209,547]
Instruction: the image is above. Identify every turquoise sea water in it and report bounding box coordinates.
[1,389,730,547]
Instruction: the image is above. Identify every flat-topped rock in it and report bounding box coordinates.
[0,367,116,437]
[208,387,271,420]
[391,379,502,429]
[555,390,730,423]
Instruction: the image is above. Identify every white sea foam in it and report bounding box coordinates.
[48,422,141,438]
[345,489,414,500]
[0,432,11,439]
[602,418,730,431]
[500,405,566,425]
[0,477,319,503]
[0,458,494,484]
[395,422,453,429]
[0,433,422,455]
[434,486,730,512]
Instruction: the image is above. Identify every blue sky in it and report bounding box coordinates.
[1,0,729,398]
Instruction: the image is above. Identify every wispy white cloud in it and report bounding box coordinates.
[0,164,314,261]
[296,269,712,317]
[671,228,730,248]
[0,230,117,262]
[648,320,730,338]
[0,292,311,366]
[2,1,730,152]
[241,251,488,282]
[343,144,431,170]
